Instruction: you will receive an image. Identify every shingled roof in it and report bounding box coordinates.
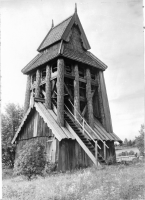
[22,9,108,74]
[22,44,107,74]
[37,9,91,52]
[37,16,73,52]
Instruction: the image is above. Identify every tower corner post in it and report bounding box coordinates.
[24,75,31,114]
[74,64,80,121]
[35,69,41,98]
[45,65,51,109]
[57,58,64,126]
[86,68,94,128]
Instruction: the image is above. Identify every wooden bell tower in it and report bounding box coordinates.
[15,5,122,169]
[23,6,112,131]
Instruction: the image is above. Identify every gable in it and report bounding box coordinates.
[37,12,90,52]
[64,25,85,53]
[38,16,73,52]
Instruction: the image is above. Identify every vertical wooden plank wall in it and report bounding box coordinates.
[58,139,93,171]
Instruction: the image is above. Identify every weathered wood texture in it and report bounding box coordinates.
[35,70,41,98]
[65,25,85,53]
[58,139,93,171]
[74,64,80,120]
[97,73,105,128]
[86,68,94,128]
[98,140,116,161]
[45,65,51,109]
[98,71,113,133]
[57,59,64,126]
[17,109,53,141]
[24,75,31,114]
[93,89,101,119]
[106,141,116,160]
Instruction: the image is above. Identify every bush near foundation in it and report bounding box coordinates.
[14,141,46,180]
[128,150,135,155]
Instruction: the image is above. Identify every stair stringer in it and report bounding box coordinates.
[65,121,100,166]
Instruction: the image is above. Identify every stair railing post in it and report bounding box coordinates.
[95,141,98,166]
[104,141,106,160]
[83,119,84,134]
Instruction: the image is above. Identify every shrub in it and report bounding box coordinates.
[14,140,46,180]
[128,150,135,155]
[2,145,16,168]
[122,151,128,156]
[43,161,57,175]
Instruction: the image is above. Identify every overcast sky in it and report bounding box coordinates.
[1,0,144,141]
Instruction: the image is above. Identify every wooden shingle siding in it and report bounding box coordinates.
[65,25,85,53]
[38,16,72,52]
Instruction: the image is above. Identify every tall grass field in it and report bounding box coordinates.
[2,159,145,200]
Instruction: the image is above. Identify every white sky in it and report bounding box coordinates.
[1,0,144,141]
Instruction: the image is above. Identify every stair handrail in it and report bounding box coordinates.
[64,105,107,164]
[64,104,101,150]
[68,99,109,149]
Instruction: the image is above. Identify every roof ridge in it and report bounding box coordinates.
[51,14,73,30]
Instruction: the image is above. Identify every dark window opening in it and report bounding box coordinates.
[32,73,36,83]
[79,82,86,98]
[91,69,96,80]
[41,68,46,80]
[52,63,57,73]
[79,67,85,78]
[65,64,72,74]
[91,74,96,80]
[80,101,86,112]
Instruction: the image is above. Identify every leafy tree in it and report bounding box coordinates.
[128,140,132,146]
[2,103,23,167]
[135,124,144,156]
[14,141,46,180]
[123,138,128,147]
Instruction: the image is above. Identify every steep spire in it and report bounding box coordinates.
[51,19,54,29]
[75,3,77,13]
[75,3,77,21]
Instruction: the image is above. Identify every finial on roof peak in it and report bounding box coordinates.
[51,19,54,29]
[75,3,77,13]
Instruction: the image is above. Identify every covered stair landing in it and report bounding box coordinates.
[52,99,108,165]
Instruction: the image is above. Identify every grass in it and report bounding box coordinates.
[2,160,145,200]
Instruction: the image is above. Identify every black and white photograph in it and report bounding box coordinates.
[1,0,144,199]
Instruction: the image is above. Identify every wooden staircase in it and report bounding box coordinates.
[52,99,107,165]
